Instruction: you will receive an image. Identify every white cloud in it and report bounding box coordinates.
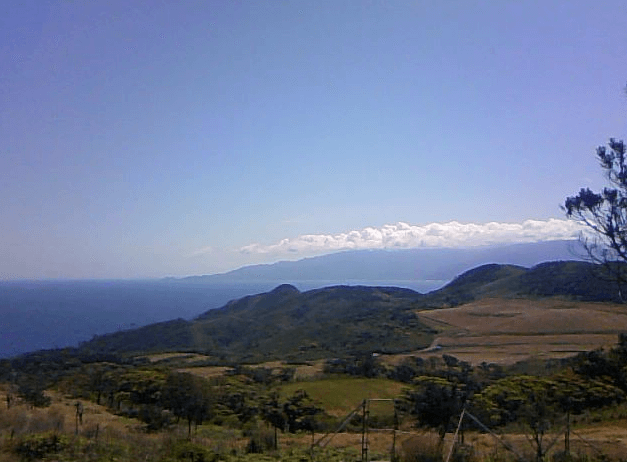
[187,246,213,258]
[238,219,584,256]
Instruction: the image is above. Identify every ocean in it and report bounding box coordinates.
[0,278,447,358]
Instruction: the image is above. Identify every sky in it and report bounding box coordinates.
[2,1,627,280]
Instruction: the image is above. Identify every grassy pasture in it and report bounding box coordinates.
[178,360,326,381]
[143,352,212,363]
[6,296,627,460]
[176,365,232,379]
[393,298,627,365]
[281,377,406,417]
[422,298,627,334]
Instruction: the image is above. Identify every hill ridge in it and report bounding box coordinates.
[74,260,626,362]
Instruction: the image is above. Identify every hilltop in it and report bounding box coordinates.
[0,239,585,357]
[75,260,626,363]
[82,284,431,362]
[429,260,624,305]
[4,260,627,462]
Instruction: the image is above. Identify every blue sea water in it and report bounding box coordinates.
[0,278,447,358]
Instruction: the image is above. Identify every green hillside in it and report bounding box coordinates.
[78,261,626,362]
[424,263,528,306]
[82,284,433,362]
[505,260,625,300]
[429,260,625,305]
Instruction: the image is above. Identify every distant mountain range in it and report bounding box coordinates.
[178,239,585,289]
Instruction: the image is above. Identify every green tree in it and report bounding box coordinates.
[261,391,286,449]
[162,372,213,437]
[282,390,322,434]
[86,364,114,405]
[564,132,627,299]
[475,376,560,462]
[475,373,623,462]
[224,391,258,424]
[16,375,51,408]
[572,333,627,392]
[404,376,467,445]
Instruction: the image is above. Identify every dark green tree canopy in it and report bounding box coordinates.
[565,139,627,257]
[565,137,627,294]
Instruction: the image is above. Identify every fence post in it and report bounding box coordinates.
[361,399,369,462]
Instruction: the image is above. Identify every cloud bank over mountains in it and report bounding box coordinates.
[239,219,583,257]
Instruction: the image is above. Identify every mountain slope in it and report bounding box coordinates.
[77,260,626,362]
[0,240,587,358]
[424,264,528,306]
[82,284,432,362]
[497,261,624,301]
[430,260,624,305]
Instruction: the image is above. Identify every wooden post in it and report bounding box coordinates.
[361,399,369,462]
[565,410,570,457]
[392,400,398,462]
[74,402,82,435]
[445,409,465,462]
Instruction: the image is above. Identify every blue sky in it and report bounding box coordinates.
[2,1,626,279]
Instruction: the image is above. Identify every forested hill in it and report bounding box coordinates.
[430,260,625,306]
[82,284,430,362]
[71,260,625,362]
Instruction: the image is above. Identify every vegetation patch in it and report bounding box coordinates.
[5,264,627,460]
[281,377,406,416]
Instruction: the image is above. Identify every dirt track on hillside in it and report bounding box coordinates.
[401,298,627,365]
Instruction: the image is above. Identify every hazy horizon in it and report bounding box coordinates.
[0,237,584,282]
[2,2,625,279]
[0,239,583,356]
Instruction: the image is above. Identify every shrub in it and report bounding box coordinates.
[399,434,443,462]
[246,426,276,454]
[168,439,218,462]
[13,432,68,460]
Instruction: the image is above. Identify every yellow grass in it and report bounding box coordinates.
[4,386,627,461]
[0,389,141,438]
[181,359,326,381]
[382,298,627,366]
[177,365,232,379]
[281,377,406,417]
[422,298,627,335]
[142,352,213,363]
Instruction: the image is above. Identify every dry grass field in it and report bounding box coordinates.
[4,389,627,462]
[178,297,627,373]
[284,425,627,461]
[178,360,326,381]
[6,297,627,460]
[143,352,212,363]
[398,298,627,365]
